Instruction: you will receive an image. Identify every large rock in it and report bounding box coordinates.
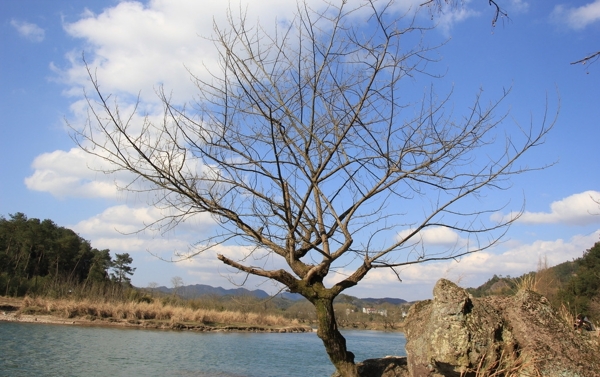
[358,357,409,377]
[332,356,409,377]
[403,279,600,377]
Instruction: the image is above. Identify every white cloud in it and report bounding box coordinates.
[436,6,479,34]
[10,19,45,42]
[508,0,529,14]
[25,99,212,201]
[39,0,395,199]
[341,229,600,301]
[58,0,353,103]
[552,0,600,30]
[396,226,465,246]
[25,148,124,199]
[432,230,600,288]
[55,0,454,104]
[70,204,285,291]
[34,0,450,202]
[492,190,600,226]
[70,204,215,261]
[23,145,177,200]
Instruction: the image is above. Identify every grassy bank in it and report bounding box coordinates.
[1,295,306,331]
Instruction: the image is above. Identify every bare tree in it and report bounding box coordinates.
[171,276,184,296]
[570,51,600,68]
[72,1,555,375]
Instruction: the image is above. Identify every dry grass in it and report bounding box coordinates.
[515,274,537,293]
[19,296,298,327]
[514,256,558,303]
[557,302,576,327]
[460,349,540,377]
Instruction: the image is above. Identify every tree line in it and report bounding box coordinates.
[0,212,135,297]
[557,241,600,318]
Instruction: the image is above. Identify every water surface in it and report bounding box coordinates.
[0,322,405,377]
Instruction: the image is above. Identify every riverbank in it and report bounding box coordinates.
[0,296,312,333]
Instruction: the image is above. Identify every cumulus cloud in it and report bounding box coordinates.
[428,229,600,288]
[552,0,600,30]
[396,226,466,247]
[25,99,212,200]
[70,204,215,260]
[10,19,45,42]
[34,0,453,203]
[59,0,404,103]
[60,0,211,103]
[342,229,600,301]
[70,204,282,291]
[24,147,136,199]
[55,0,434,103]
[492,191,600,226]
[74,205,194,235]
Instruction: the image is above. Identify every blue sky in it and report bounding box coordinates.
[1,0,599,301]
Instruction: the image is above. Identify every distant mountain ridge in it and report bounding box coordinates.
[360,297,407,305]
[152,283,406,304]
[154,284,304,301]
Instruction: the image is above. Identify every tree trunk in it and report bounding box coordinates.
[314,297,358,377]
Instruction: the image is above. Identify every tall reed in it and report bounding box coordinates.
[19,295,299,327]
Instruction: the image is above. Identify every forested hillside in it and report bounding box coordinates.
[557,241,600,317]
[467,241,600,321]
[0,213,132,297]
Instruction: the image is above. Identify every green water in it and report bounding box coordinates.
[0,322,405,376]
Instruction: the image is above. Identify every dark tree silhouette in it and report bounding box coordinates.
[0,213,112,296]
[110,253,136,285]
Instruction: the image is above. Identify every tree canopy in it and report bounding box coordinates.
[110,253,136,285]
[0,212,128,296]
[559,241,600,316]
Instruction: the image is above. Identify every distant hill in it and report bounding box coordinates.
[151,283,406,305]
[464,241,600,321]
[466,258,578,298]
[360,297,407,305]
[154,284,272,299]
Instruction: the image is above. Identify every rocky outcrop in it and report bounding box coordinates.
[332,356,409,377]
[356,356,409,377]
[403,279,600,377]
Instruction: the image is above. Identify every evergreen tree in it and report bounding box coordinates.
[110,253,136,285]
[559,242,600,317]
[0,213,113,295]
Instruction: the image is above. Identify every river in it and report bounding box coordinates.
[0,322,406,376]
